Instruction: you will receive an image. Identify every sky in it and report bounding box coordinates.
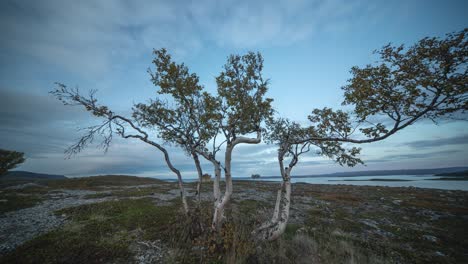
[0,0,467,179]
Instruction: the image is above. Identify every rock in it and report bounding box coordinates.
[0,190,111,254]
[360,219,379,229]
[331,229,345,237]
[131,239,165,264]
[5,183,46,190]
[392,200,402,205]
[423,235,438,243]
[434,251,445,257]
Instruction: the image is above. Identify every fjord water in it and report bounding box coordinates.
[247,175,468,191]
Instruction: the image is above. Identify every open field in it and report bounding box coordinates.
[1,175,467,263]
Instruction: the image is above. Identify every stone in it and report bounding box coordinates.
[423,235,438,243]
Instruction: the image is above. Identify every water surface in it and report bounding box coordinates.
[243,175,468,191]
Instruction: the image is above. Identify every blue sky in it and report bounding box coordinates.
[0,0,467,178]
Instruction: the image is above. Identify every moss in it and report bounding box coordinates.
[84,185,174,199]
[83,192,113,199]
[0,192,43,214]
[46,175,168,191]
[1,198,179,264]
[283,223,301,240]
[237,199,269,215]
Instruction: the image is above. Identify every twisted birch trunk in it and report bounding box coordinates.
[253,146,293,240]
[152,143,189,214]
[192,152,203,203]
[212,131,261,229]
[253,173,291,241]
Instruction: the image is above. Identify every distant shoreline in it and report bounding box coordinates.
[328,178,413,182]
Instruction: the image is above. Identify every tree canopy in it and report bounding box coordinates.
[51,29,467,240]
[0,149,25,175]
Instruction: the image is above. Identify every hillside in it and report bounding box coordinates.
[0,177,467,263]
[2,171,67,180]
[255,167,468,179]
[434,170,468,177]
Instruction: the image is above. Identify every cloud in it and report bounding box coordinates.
[0,0,201,78]
[366,149,463,163]
[0,88,91,156]
[190,0,371,48]
[0,88,280,177]
[402,134,468,149]
[0,0,375,79]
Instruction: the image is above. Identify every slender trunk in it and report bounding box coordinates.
[192,152,203,203]
[212,143,234,229]
[157,146,189,214]
[212,131,262,229]
[254,182,283,232]
[212,160,221,205]
[211,159,223,227]
[253,175,291,241]
[253,148,293,241]
[141,138,189,214]
[274,176,291,239]
[195,150,222,225]
[271,184,283,223]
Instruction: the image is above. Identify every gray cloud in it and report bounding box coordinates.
[0,0,201,78]
[0,0,375,79]
[0,89,281,177]
[366,149,463,163]
[190,0,373,48]
[0,89,91,156]
[402,134,468,149]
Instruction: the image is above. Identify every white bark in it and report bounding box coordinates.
[213,161,221,203]
[192,152,203,203]
[272,187,282,223]
[212,131,261,229]
[150,141,189,214]
[253,176,291,241]
[253,147,294,241]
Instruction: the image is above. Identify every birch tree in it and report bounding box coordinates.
[255,29,467,240]
[211,52,274,228]
[50,84,192,214]
[132,49,221,202]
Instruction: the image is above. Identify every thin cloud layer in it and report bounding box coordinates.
[403,134,468,149]
[0,0,467,177]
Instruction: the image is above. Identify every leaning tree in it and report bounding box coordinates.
[254,29,467,241]
[132,49,221,203]
[51,83,193,213]
[51,29,466,240]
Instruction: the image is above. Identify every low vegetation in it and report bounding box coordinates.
[0,191,43,214]
[1,198,179,263]
[1,175,467,263]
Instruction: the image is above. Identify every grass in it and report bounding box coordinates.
[1,179,467,263]
[84,185,174,199]
[0,184,48,214]
[46,175,166,190]
[0,198,180,264]
[0,192,43,214]
[0,175,170,213]
[0,175,166,191]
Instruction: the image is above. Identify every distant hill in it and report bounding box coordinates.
[1,171,67,180]
[254,167,468,179]
[434,170,468,177]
